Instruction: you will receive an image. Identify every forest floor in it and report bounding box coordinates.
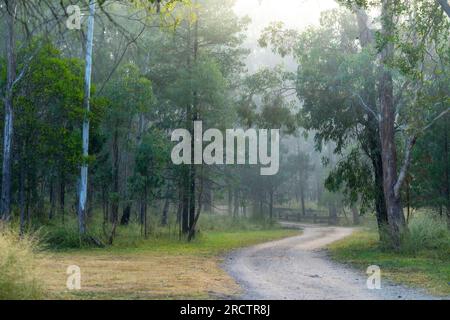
[225,223,445,300]
[36,229,299,299]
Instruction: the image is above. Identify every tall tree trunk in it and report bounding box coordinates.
[188,165,204,241]
[269,186,274,221]
[1,0,17,221]
[177,187,183,239]
[355,7,390,239]
[59,172,66,223]
[189,163,196,231]
[182,168,190,234]
[102,185,108,232]
[370,126,389,240]
[300,184,306,216]
[161,187,170,226]
[329,201,338,225]
[233,189,239,218]
[379,0,406,248]
[111,129,119,226]
[228,187,233,215]
[121,205,131,225]
[406,176,411,223]
[49,179,55,220]
[143,187,148,238]
[78,0,96,235]
[87,177,94,218]
[189,14,200,233]
[140,195,146,230]
[444,112,450,229]
[203,179,212,213]
[19,144,26,235]
[351,206,360,225]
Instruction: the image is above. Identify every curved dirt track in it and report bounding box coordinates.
[224,223,437,300]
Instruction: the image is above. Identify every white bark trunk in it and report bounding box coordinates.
[1,0,17,221]
[394,136,417,199]
[78,0,96,235]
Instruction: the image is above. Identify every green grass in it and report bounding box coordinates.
[39,213,293,252]
[328,228,450,296]
[57,228,300,257]
[118,228,299,255]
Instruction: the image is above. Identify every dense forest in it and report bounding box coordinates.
[0,0,449,274]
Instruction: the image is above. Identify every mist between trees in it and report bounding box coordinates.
[0,0,448,250]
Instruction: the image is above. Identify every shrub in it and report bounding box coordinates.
[41,217,105,249]
[198,214,278,232]
[401,215,450,254]
[0,228,44,299]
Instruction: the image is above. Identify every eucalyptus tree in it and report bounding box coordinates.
[13,43,85,233]
[143,0,249,237]
[236,66,299,221]
[337,0,450,246]
[259,1,449,246]
[101,63,154,242]
[0,0,89,221]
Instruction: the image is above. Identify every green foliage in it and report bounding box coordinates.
[131,128,171,198]
[326,148,374,213]
[409,110,449,211]
[0,229,44,299]
[259,22,299,57]
[13,41,85,204]
[238,66,298,132]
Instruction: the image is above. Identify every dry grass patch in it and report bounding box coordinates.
[35,229,298,299]
[38,252,241,299]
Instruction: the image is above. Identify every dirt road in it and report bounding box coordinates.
[224,223,436,300]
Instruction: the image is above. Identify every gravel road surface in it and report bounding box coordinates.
[224,223,439,300]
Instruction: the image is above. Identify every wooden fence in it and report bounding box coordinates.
[274,207,341,225]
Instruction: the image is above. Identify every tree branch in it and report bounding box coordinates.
[354,93,381,121]
[437,0,450,18]
[394,136,417,199]
[422,108,450,132]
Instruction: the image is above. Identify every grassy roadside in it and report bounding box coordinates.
[328,229,450,297]
[37,228,300,300]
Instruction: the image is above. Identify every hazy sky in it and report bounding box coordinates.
[233,0,339,72]
[234,0,339,30]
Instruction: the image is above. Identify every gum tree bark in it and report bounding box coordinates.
[78,0,96,235]
[1,0,17,221]
[354,5,398,243]
[378,0,407,248]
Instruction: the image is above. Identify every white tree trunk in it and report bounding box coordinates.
[78,0,96,235]
[1,0,17,221]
